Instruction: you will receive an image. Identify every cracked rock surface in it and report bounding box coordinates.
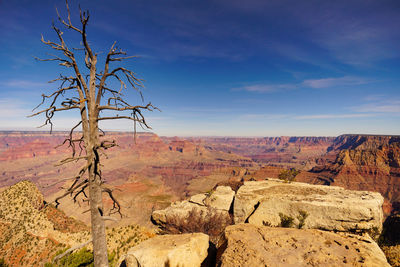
[219,224,390,267]
[234,180,384,232]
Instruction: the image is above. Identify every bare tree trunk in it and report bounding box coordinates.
[86,124,109,266]
[89,167,109,266]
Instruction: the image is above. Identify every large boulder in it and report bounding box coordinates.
[152,186,234,225]
[219,224,390,267]
[203,186,235,211]
[234,180,384,232]
[151,200,209,225]
[122,233,209,267]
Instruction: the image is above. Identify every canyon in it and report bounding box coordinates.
[0,131,399,266]
[1,131,399,222]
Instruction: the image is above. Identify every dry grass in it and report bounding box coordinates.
[159,207,233,245]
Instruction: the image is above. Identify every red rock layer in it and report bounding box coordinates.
[307,135,400,214]
[185,136,335,166]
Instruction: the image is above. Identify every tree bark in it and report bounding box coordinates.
[85,126,109,266]
[89,167,108,266]
[87,53,109,265]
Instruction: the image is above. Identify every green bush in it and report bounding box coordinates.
[46,248,117,267]
[279,213,294,228]
[45,248,93,267]
[278,168,300,183]
[297,210,309,229]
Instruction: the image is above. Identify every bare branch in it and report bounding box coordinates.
[102,187,122,217]
[56,155,88,166]
[55,1,83,34]
[53,239,92,262]
[54,178,88,208]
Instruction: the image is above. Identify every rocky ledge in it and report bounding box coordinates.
[234,179,384,232]
[220,224,389,267]
[119,179,389,266]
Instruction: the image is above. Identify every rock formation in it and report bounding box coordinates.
[154,180,384,233]
[219,224,390,267]
[306,134,400,214]
[234,180,384,232]
[120,233,209,267]
[186,136,335,166]
[150,180,391,266]
[152,185,234,226]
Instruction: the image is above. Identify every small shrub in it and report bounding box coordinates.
[278,168,300,183]
[160,207,233,244]
[279,213,294,228]
[262,221,272,227]
[58,248,93,266]
[297,210,309,229]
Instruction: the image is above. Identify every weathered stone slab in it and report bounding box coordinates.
[123,233,209,267]
[151,200,208,225]
[189,193,207,206]
[152,186,234,226]
[234,180,384,232]
[204,186,235,211]
[219,224,390,267]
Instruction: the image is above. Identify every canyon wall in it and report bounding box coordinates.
[1,132,399,222]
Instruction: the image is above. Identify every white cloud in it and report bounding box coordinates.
[352,100,400,113]
[302,76,368,89]
[294,113,375,120]
[239,114,289,120]
[2,80,46,89]
[234,83,297,93]
[235,76,370,94]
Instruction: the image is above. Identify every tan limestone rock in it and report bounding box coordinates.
[152,187,234,226]
[151,200,208,225]
[234,180,384,232]
[189,193,207,206]
[123,233,209,267]
[219,224,390,267]
[204,186,235,211]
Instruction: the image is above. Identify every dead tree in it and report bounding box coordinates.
[29,1,157,266]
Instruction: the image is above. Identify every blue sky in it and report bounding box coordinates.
[0,0,399,136]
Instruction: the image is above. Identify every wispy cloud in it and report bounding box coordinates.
[294,113,375,120]
[238,113,378,121]
[180,107,234,113]
[233,83,297,93]
[302,76,369,89]
[235,76,370,93]
[352,100,400,113]
[2,80,46,89]
[239,114,289,120]
[362,94,386,102]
